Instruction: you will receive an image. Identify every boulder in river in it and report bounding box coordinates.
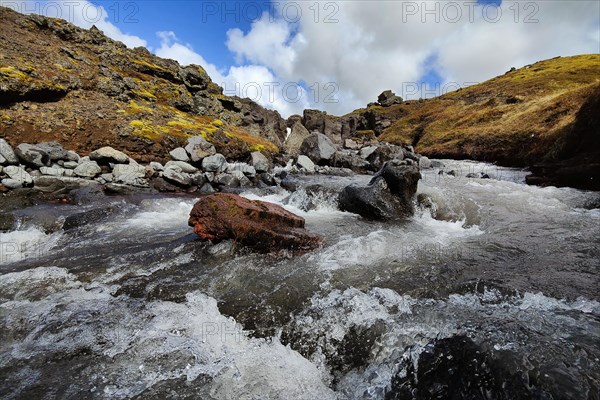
[338,161,421,220]
[188,193,322,252]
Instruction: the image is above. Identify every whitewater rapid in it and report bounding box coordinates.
[1,159,599,399]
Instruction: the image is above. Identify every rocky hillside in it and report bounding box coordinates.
[290,55,600,189]
[0,7,285,164]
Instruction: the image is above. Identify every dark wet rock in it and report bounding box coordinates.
[366,144,404,171]
[332,151,370,171]
[152,177,179,192]
[0,213,16,232]
[63,205,122,230]
[377,90,403,107]
[258,172,277,186]
[466,172,490,179]
[15,143,50,167]
[387,336,538,400]
[300,132,337,165]
[67,184,106,205]
[103,183,156,195]
[339,162,421,220]
[188,193,322,252]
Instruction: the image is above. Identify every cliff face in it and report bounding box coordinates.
[0,7,286,163]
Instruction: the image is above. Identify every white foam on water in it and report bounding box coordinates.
[289,286,600,399]
[0,272,336,399]
[0,227,63,265]
[313,212,483,271]
[121,198,197,231]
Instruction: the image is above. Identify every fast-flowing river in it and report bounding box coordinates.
[1,160,599,399]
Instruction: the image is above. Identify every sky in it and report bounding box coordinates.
[4,0,600,117]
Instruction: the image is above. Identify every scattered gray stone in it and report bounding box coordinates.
[64,169,75,177]
[0,139,18,165]
[74,161,102,178]
[360,146,378,159]
[15,143,50,167]
[169,147,190,162]
[227,162,256,178]
[63,161,79,169]
[66,151,80,162]
[165,160,198,174]
[150,161,164,172]
[191,172,207,187]
[163,167,192,186]
[214,173,240,187]
[419,156,432,169]
[1,179,24,189]
[36,142,70,162]
[204,172,215,182]
[344,139,360,150]
[199,182,216,194]
[89,146,129,164]
[3,165,33,185]
[100,173,114,183]
[250,151,270,173]
[112,164,146,186]
[185,136,216,162]
[78,156,90,164]
[202,153,227,172]
[40,166,65,177]
[431,160,445,169]
[296,155,316,173]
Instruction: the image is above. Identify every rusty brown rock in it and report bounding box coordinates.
[188,193,322,253]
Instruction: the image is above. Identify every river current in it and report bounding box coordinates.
[1,160,599,399]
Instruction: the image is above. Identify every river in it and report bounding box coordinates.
[1,160,599,399]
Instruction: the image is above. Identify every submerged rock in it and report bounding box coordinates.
[188,193,322,252]
[338,162,421,220]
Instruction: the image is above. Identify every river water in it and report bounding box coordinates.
[1,160,599,399]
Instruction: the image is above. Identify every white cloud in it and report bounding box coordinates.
[225,0,600,115]
[7,0,147,48]
[155,31,309,117]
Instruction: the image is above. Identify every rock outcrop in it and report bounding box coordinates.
[377,90,403,107]
[0,6,284,163]
[188,193,322,252]
[339,161,421,220]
